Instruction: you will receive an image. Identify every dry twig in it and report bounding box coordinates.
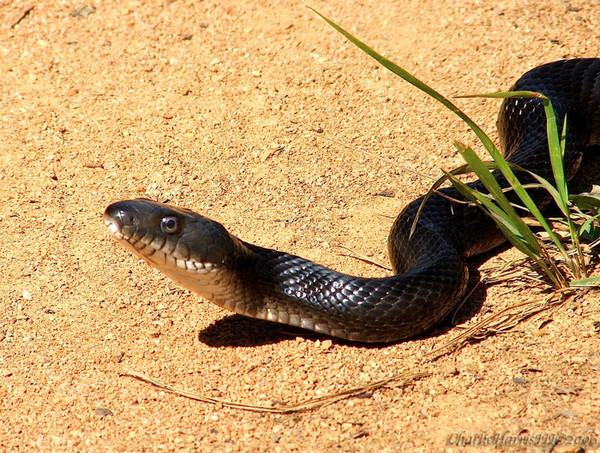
[122,367,427,413]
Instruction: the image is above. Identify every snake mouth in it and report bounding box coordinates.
[105,219,125,240]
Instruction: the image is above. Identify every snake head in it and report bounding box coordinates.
[104,198,249,299]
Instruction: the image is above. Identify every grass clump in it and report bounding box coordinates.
[312,9,600,288]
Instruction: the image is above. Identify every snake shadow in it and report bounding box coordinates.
[197,251,505,348]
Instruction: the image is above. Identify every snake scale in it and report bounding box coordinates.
[105,58,600,342]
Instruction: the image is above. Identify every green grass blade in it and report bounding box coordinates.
[569,277,600,287]
[444,171,563,286]
[571,186,600,212]
[543,102,585,278]
[310,8,498,155]
[579,214,600,241]
[545,103,568,206]
[521,171,566,215]
[452,142,542,252]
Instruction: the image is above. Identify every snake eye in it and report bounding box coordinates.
[160,216,180,234]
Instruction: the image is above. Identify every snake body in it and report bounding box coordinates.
[105,59,600,342]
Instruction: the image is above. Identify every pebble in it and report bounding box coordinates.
[321,339,333,350]
[94,407,113,418]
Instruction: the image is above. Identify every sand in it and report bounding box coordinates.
[1,0,599,451]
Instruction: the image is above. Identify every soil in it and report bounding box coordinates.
[1,0,599,451]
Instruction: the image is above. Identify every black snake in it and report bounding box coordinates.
[104,58,600,342]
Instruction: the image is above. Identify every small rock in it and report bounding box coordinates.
[70,5,96,19]
[94,407,113,418]
[374,190,395,198]
[321,339,333,350]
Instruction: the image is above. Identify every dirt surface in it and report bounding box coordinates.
[1,0,600,451]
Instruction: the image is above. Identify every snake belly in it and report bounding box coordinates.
[104,58,600,342]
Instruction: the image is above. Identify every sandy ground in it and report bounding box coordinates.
[1,0,599,451]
